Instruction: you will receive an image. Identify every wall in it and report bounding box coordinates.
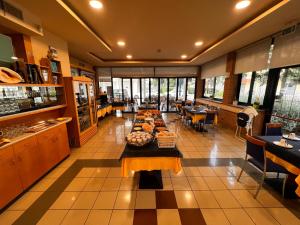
[30,30,71,77]
[69,56,94,72]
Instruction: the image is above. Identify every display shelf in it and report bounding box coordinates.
[0,104,67,122]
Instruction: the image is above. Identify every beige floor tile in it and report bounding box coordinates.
[135,191,156,209]
[71,192,98,209]
[198,167,216,176]
[245,208,280,225]
[188,176,209,190]
[101,178,121,191]
[230,190,262,207]
[76,168,96,177]
[220,176,257,190]
[119,178,137,190]
[30,178,56,192]
[266,208,300,225]
[170,169,185,177]
[109,210,134,225]
[93,191,118,209]
[157,209,181,225]
[203,177,227,190]
[0,210,23,225]
[201,209,230,225]
[65,178,89,191]
[92,168,110,177]
[107,168,122,178]
[61,210,89,225]
[183,167,202,176]
[174,191,198,208]
[8,192,42,210]
[223,209,255,225]
[83,177,105,191]
[212,167,232,177]
[193,191,220,208]
[50,192,79,209]
[171,177,191,190]
[114,191,136,209]
[85,210,112,225]
[37,210,68,225]
[212,190,241,208]
[254,189,284,207]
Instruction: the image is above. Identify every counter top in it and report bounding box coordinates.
[0,117,72,150]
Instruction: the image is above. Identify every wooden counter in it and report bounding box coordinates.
[195,98,265,135]
[0,119,71,209]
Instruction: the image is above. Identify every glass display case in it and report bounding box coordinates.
[0,85,65,117]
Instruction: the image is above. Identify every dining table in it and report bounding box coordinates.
[185,106,218,125]
[257,135,300,197]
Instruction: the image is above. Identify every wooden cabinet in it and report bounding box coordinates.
[56,124,70,161]
[0,146,23,209]
[13,136,45,189]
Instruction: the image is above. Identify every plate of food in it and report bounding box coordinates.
[283,133,300,141]
[126,131,153,147]
[273,140,293,149]
[133,127,142,131]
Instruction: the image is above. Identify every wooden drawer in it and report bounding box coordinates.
[0,146,23,209]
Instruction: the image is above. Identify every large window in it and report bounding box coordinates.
[178,78,186,101]
[238,69,268,105]
[160,78,168,111]
[150,78,159,103]
[187,78,196,100]
[203,76,225,100]
[141,78,150,103]
[132,78,141,107]
[271,67,300,133]
[98,77,112,98]
[112,78,122,100]
[169,78,177,111]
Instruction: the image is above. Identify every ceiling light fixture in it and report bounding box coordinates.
[195,41,203,47]
[126,54,132,59]
[235,0,251,10]
[181,54,187,59]
[89,0,103,9]
[117,41,126,47]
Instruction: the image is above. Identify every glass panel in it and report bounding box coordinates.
[204,78,214,98]
[178,78,186,101]
[88,83,96,125]
[112,78,122,101]
[187,78,196,100]
[271,67,300,134]
[251,69,268,105]
[150,78,159,104]
[99,76,112,99]
[160,78,168,111]
[73,81,91,132]
[123,78,132,112]
[214,76,225,100]
[132,78,141,112]
[238,72,252,103]
[141,78,150,103]
[168,78,177,111]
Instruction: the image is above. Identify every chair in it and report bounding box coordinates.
[181,107,192,126]
[235,112,251,138]
[237,135,288,198]
[202,111,216,133]
[265,123,283,136]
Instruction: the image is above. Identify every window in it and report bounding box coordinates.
[141,78,150,102]
[214,76,225,99]
[271,66,300,133]
[122,79,131,101]
[160,78,168,111]
[168,78,177,111]
[99,76,112,98]
[203,76,225,100]
[187,78,196,100]
[150,78,159,103]
[238,69,268,105]
[112,78,122,100]
[178,78,186,100]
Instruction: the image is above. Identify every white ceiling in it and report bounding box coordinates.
[11,0,300,66]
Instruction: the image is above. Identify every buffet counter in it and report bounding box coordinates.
[195,98,265,135]
[97,103,112,118]
[0,118,72,209]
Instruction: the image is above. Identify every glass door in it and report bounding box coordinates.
[141,78,150,103]
[178,78,186,101]
[112,78,122,101]
[168,78,177,111]
[122,78,132,112]
[88,82,96,125]
[187,78,196,101]
[150,78,159,105]
[74,81,91,132]
[160,78,168,111]
[132,78,141,112]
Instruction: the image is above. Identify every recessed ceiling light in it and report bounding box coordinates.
[195,41,203,47]
[117,41,126,47]
[181,54,187,59]
[89,0,103,9]
[126,54,132,59]
[235,0,251,10]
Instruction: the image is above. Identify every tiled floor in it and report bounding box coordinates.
[0,113,299,225]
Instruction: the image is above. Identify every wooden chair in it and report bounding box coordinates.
[237,134,288,198]
[265,123,283,136]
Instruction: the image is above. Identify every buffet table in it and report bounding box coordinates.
[257,136,300,197]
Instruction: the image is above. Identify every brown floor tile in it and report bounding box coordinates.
[133,209,157,225]
[179,208,206,225]
[155,191,178,209]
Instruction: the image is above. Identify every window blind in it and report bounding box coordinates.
[201,56,227,79]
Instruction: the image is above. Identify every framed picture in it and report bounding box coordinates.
[41,69,49,83]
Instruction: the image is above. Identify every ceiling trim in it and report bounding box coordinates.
[56,0,112,52]
[88,52,104,62]
[190,0,290,62]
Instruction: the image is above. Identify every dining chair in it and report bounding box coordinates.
[202,111,217,134]
[237,134,288,198]
[265,123,283,136]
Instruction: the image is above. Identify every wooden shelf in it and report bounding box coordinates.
[0,105,67,122]
[0,83,64,87]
